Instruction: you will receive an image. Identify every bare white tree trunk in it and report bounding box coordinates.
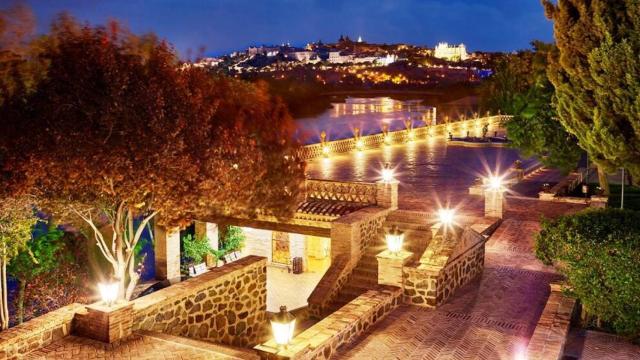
[75,202,158,301]
[0,257,9,330]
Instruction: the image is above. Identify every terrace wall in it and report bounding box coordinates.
[131,255,268,347]
[298,115,510,160]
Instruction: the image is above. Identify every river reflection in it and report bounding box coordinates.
[296,97,435,144]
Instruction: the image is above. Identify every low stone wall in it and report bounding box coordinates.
[256,286,402,360]
[526,283,577,360]
[298,115,510,160]
[403,226,485,307]
[539,168,587,200]
[0,303,85,359]
[131,255,268,347]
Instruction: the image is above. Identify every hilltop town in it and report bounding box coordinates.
[191,36,500,89]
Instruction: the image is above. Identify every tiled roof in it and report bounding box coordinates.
[297,199,369,217]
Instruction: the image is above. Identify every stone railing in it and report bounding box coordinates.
[298,115,511,160]
[131,255,268,348]
[403,225,486,307]
[256,286,402,360]
[526,283,577,360]
[305,179,378,205]
[0,303,85,359]
[307,254,350,318]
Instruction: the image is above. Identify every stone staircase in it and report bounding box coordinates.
[327,210,433,313]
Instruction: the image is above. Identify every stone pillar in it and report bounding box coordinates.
[377,250,412,287]
[330,221,357,262]
[73,302,133,343]
[195,221,218,267]
[195,221,218,250]
[484,188,505,218]
[154,224,181,283]
[376,181,399,210]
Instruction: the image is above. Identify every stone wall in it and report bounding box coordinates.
[0,303,85,359]
[526,283,577,360]
[298,115,510,160]
[403,227,485,307]
[308,207,389,318]
[131,256,268,347]
[256,286,402,360]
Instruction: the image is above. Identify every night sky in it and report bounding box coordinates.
[25,0,553,58]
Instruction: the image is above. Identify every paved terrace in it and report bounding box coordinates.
[305,139,566,215]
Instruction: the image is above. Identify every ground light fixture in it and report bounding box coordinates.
[271,305,296,348]
[386,225,405,254]
[98,280,119,307]
[438,208,455,225]
[381,163,395,183]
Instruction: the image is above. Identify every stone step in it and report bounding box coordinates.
[139,331,259,359]
[352,267,378,278]
[349,273,378,286]
[340,284,371,296]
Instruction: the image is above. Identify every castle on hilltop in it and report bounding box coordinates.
[434,42,469,61]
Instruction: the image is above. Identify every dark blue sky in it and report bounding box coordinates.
[25,0,553,57]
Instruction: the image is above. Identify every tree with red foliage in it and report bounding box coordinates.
[0,17,305,300]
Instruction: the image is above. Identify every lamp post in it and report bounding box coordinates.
[271,306,296,348]
[320,130,329,158]
[484,175,505,218]
[385,225,405,254]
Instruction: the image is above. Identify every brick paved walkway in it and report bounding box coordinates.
[336,218,563,360]
[24,331,258,360]
[564,329,640,360]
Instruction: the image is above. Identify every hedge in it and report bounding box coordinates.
[536,208,640,338]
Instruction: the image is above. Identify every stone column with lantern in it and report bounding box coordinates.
[376,225,412,288]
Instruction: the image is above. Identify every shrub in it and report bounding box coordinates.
[181,234,213,264]
[221,226,245,253]
[536,208,640,338]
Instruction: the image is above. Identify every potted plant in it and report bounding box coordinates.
[182,234,214,276]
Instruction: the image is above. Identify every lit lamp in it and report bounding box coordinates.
[271,306,296,348]
[385,225,404,254]
[486,175,504,191]
[322,145,330,157]
[98,280,119,307]
[407,130,415,141]
[438,208,455,226]
[354,127,364,151]
[320,130,329,158]
[381,163,395,183]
